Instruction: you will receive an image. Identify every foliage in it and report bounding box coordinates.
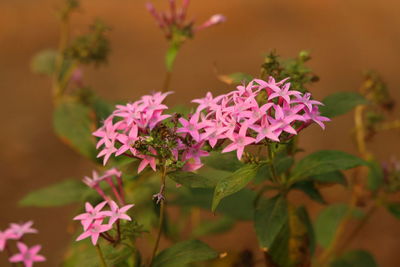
[21,1,400,267]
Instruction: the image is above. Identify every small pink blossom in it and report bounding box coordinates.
[73,201,109,230]
[0,229,14,251]
[8,221,38,240]
[103,200,134,225]
[9,242,45,267]
[76,220,112,245]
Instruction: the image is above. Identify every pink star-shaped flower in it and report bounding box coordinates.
[250,115,280,143]
[73,201,109,230]
[115,126,139,156]
[103,200,134,225]
[222,124,255,160]
[304,106,331,129]
[9,242,46,267]
[268,82,301,104]
[177,112,206,141]
[8,221,38,240]
[97,138,117,165]
[76,220,112,245]
[137,148,157,173]
[292,92,323,112]
[0,229,14,251]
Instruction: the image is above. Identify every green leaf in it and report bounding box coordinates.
[367,160,384,191]
[254,195,288,249]
[53,99,97,159]
[297,206,316,255]
[203,151,244,172]
[30,49,58,75]
[320,92,368,118]
[291,181,326,204]
[19,179,88,207]
[212,164,259,211]
[291,150,365,181]
[165,43,181,71]
[152,240,218,267]
[386,202,400,219]
[63,241,133,267]
[254,156,294,184]
[172,188,256,220]
[192,216,235,237]
[330,250,378,267]
[311,171,347,186]
[167,171,219,188]
[315,204,348,248]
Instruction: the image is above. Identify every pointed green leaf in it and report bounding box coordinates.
[173,188,256,220]
[152,240,218,267]
[315,204,357,248]
[167,171,220,188]
[367,160,384,191]
[30,49,58,75]
[330,250,378,267]
[320,92,368,118]
[203,151,244,172]
[291,150,366,181]
[212,164,259,211]
[311,171,347,186]
[254,196,288,249]
[19,179,88,207]
[386,202,400,219]
[291,181,327,204]
[192,216,235,237]
[53,99,97,159]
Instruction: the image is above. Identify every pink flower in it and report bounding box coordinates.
[222,124,255,160]
[146,0,225,39]
[8,221,38,240]
[73,201,109,230]
[76,220,112,245]
[0,229,14,251]
[137,147,157,173]
[177,112,206,141]
[268,82,301,104]
[9,242,45,267]
[196,14,227,31]
[103,200,134,225]
[303,106,331,129]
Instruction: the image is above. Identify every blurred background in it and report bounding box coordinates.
[1,0,399,266]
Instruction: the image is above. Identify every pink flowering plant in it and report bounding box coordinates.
[16,0,400,266]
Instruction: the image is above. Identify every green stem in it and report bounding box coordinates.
[266,143,279,183]
[95,244,108,267]
[162,70,172,92]
[149,165,167,266]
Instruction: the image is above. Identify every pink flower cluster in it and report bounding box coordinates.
[0,221,45,267]
[93,92,210,173]
[74,200,134,245]
[94,92,172,168]
[182,77,330,160]
[146,0,225,39]
[83,168,125,204]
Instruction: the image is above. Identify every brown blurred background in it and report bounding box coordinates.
[1,0,400,266]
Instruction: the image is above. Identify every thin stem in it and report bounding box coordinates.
[95,244,108,267]
[100,233,115,244]
[5,244,17,267]
[266,143,279,183]
[339,204,378,253]
[149,165,167,266]
[162,70,172,92]
[317,198,356,266]
[117,220,121,242]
